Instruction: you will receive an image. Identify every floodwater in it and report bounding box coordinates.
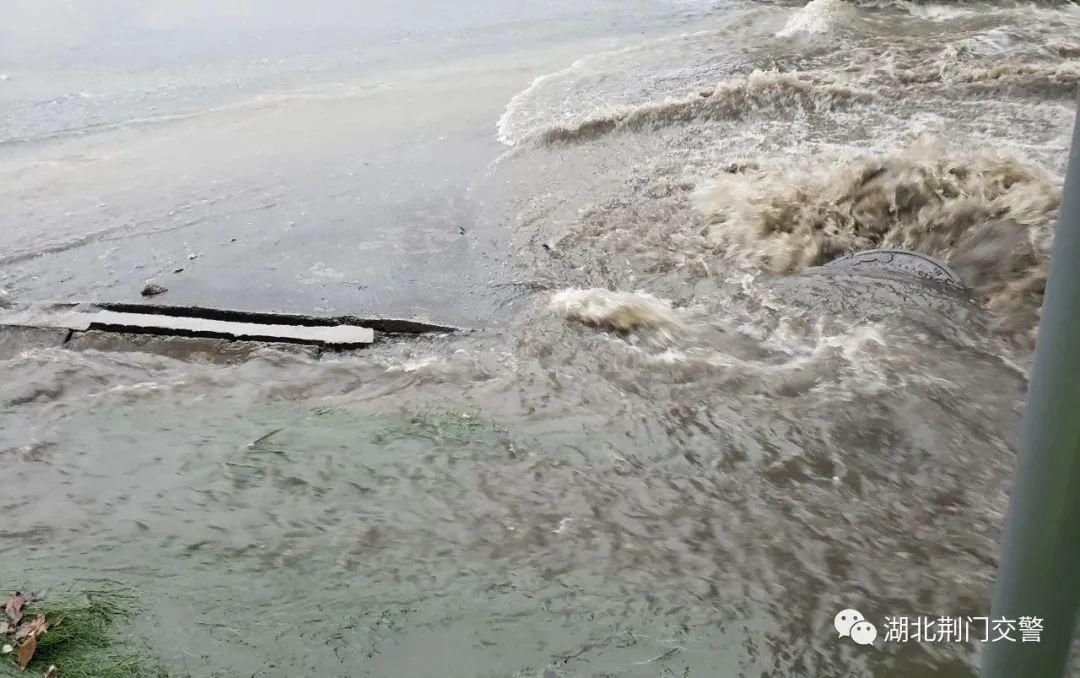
[1,0,1078,675]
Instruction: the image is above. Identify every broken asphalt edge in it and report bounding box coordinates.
[0,302,466,357]
[92,302,462,335]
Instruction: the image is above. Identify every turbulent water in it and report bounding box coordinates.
[2,0,1079,676]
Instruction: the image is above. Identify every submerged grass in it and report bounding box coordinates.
[308,404,499,444]
[1,582,167,678]
[371,406,494,443]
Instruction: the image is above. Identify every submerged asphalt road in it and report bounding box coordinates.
[2,67,516,327]
[0,0,718,327]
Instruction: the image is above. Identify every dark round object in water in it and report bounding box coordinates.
[825,249,964,289]
[141,283,168,297]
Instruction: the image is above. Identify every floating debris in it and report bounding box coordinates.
[140,284,168,298]
[247,427,284,450]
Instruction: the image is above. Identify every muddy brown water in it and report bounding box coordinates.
[2,0,1079,675]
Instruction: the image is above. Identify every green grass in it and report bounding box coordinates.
[1,583,167,678]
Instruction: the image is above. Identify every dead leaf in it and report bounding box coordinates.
[4,593,26,625]
[17,636,37,669]
[43,665,57,678]
[14,616,48,642]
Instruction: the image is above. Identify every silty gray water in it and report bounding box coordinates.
[1,0,1078,675]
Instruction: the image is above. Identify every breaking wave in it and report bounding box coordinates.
[888,55,1080,99]
[538,70,869,145]
[497,0,1078,351]
[696,137,1060,332]
[550,288,686,339]
[775,0,857,37]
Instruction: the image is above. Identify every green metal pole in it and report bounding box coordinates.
[982,106,1080,678]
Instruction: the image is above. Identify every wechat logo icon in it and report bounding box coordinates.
[835,608,877,646]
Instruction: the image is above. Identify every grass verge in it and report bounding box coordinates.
[1,582,167,678]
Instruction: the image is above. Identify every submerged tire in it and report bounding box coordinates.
[824,249,965,289]
[764,247,984,343]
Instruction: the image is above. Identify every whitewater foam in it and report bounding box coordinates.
[776,0,856,37]
[550,288,686,338]
[696,137,1060,336]
[496,56,593,147]
[538,69,869,145]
